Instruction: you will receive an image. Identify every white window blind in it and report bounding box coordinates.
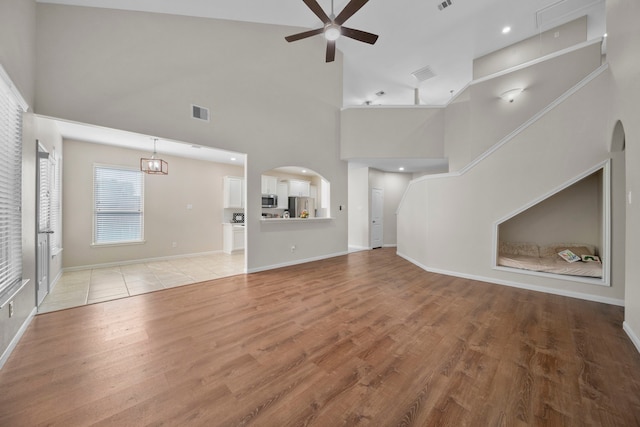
[50,154,62,253]
[0,72,23,297]
[93,165,144,245]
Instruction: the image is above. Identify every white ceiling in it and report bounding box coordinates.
[37,0,606,173]
[52,118,246,165]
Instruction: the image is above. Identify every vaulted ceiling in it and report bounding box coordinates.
[38,0,605,107]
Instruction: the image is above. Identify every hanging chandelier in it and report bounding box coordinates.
[140,138,168,175]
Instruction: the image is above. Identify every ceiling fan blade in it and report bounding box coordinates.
[326,40,336,62]
[334,0,370,26]
[340,26,379,44]
[302,0,331,24]
[285,27,325,42]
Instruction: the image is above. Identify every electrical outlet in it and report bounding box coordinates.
[172,242,178,248]
[291,245,296,253]
[8,301,14,318]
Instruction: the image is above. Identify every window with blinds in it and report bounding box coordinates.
[0,73,23,297]
[93,165,144,245]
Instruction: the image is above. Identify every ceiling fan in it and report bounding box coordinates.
[285,0,379,63]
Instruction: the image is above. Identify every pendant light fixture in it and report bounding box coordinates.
[140,138,168,175]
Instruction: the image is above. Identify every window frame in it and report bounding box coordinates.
[92,163,145,247]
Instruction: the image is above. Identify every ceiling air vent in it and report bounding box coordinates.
[411,65,437,82]
[191,104,210,122]
[437,0,452,11]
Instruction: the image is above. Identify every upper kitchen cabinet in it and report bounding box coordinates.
[261,175,278,195]
[223,176,244,209]
[286,179,310,197]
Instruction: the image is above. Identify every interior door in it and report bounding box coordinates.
[36,145,52,305]
[371,188,383,249]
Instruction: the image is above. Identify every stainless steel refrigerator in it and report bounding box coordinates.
[288,197,315,218]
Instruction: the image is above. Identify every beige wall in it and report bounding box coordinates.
[398,69,624,303]
[499,171,602,250]
[35,4,348,272]
[63,139,243,268]
[0,0,36,365]
[447,42,602,172]
[340,107,445,161]
[473,16,588,79]
[607,0,640,348]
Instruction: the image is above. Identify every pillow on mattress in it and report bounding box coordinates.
[499,241,539,257]
[539,243,595,258]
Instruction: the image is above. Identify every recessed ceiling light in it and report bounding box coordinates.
[603,33,608,38]
[302,169,307,173]
[502,26,511,34]
[399,167,405,171]
[231,157,237,161]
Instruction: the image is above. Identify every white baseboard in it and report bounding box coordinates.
[383,244,397,248]
[348,245,370,253]
[623,321,640,355]
[0,307,37,370]
[396,251,625,307]
[247,251,348,274]
[63,250,224,272]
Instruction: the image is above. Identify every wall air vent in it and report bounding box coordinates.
[411,65,437,82]
[191,104,210,122]
[437,0,452,11]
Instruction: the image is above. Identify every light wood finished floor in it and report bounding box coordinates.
[2,248,639,426]
[39,252,245,313]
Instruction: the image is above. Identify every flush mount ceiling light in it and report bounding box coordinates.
[500,88,524,103]
[140,138,168,175]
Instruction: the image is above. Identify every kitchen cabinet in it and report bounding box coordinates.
[277,183,289,209]
[223,176,244,209]
[286,179,310,197]
[223,223,245,253]
[261,175,278,195]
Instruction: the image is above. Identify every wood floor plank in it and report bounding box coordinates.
[1,248,639,426]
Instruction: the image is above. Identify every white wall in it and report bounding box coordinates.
[398,69,624,303]
[0,0,37,365]
[607,0,640,349]
[34,4,348,272]
[62,139,244,268]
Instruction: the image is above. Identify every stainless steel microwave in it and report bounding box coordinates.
[261,194,278,208]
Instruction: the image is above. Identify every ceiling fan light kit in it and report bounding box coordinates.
[285,0,379,62]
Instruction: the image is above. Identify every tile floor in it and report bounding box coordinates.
[38,252,245,313]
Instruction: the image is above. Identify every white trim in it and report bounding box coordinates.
[383,244,397,248]
[491,160,611,287]
[0,307,37,370]
[0,64,28,112]
[396,251,624,307]
[623,321,640,355]
[247,251,348,274]
[47,269,64,294]
[63,250,225,272]
[348,245,370,253]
